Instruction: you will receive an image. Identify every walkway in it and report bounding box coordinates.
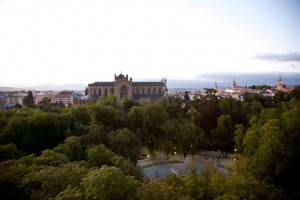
[137,151,234,169]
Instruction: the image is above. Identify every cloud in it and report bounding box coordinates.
[252,52,300,62]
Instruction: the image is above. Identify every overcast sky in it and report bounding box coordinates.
[0,0,299,87]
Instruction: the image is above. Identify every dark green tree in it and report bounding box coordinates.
[233,124,245,154]
[199,100,222,138]
[82,166,138,200]
[22,163,88,200]
[108,128,141,164]
[142,102,169,156]
[85,87,88,96]
[23,90,34,108]
[210,115,235,157]
[184,91,190,101]
[177,121,198,158]
[138,179,188,200]
[54,136,85,161]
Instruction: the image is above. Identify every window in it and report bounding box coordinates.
[110,87,114,94]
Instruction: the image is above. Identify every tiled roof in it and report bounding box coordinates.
[55,91,74,98]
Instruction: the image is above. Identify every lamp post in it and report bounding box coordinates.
[234,148,237,161]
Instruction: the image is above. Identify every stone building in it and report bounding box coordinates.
[88,73,167,100]
[277,76,284,91]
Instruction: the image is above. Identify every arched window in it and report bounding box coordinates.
[147,87,150,94]
[104,88,108,96]
[98,87,102,95]
[142,87,145,94]
[158,87,162,94]
[120,85,128,99]
[110,87,114,94]
[93,87,96,95]
[153,87,156,94]
[136,87,139,94]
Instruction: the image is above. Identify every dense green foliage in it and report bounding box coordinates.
[1,88,300,199]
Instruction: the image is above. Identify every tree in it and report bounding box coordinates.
[54,136,85,161]
[219,97,244,125]
[210,115,234,157]
[177,121,198,158]
[98,93,119,108]
[90,104,123,129]
[87,144,115,168]
[186,106,200,124]
[36,97,52,112]
[250,100,263,116]
[0,157,37,200]
[23,90,34,108]
[35,149,69,167]
[289,86,300,101]
[1,111,76,154]
[164,96,184,119]
[199,100,222,138]
[120,96,138,113]
[82,166,138,200]
[128,106,143,133]
[108,128,141,164]
[22,163,88,200]
[161,118,181,158]
[142,102,169,155]
[251,121,289,185]
[184,91,190,101]
[0,143,23,161]
[86,143,141,178]
[138,179,188,200]
[85,87,88,96]
[233,124,245,154]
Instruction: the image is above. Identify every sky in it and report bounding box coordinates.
[0,0,300,88]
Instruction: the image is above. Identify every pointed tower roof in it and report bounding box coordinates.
[214,82,218,91]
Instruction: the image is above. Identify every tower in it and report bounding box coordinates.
[214,82,218,91]
[277,76,283,91]
[232,79,237,88]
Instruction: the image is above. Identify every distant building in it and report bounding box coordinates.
[88,73,167,100]
[54,91,74,105]
[232,79,237,89]
[277,76,284,91]
[214,82,218,91]
[0,93,5,110]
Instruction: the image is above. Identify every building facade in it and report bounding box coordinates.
[277,76,284,91]
[54,91,74,105]
[88,73,167,100]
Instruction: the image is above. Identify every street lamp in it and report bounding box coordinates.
[234,148,237,161]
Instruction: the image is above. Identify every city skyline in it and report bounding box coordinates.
[1,0,300,87]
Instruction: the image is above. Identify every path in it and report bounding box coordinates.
[137,151,234,169]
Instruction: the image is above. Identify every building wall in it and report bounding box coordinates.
[88,74,166,100]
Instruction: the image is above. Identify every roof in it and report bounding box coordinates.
[88,82,114,86]
[89,81,165,87]
[132,82,165,86]
[55,91,74,98]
